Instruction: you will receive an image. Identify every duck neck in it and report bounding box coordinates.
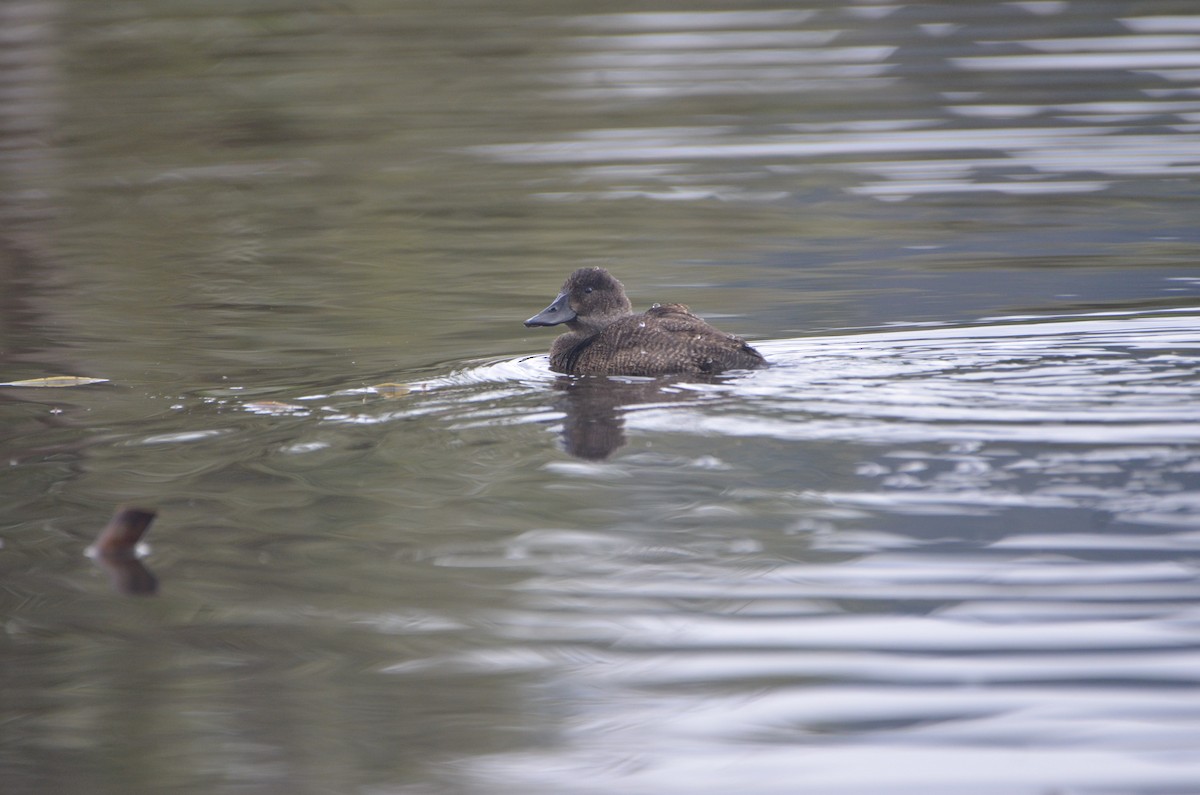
[568,312,623,338]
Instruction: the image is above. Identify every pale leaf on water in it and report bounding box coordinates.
[0,376,110,388]
[372,382,411,398]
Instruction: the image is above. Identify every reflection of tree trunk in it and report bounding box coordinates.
[0,1,63,358]
[0,238,42,360]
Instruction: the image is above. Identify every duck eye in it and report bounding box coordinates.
[584,287,593,294]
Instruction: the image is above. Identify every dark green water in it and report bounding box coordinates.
[3,2,1200,793]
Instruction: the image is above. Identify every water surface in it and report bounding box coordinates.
[3,2,1200,794]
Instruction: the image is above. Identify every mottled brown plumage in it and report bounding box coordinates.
[524,267,766,376]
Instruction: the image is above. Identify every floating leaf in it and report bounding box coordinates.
[0,376,109,388]
[373,382,411,398]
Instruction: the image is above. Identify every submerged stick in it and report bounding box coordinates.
[90,506,158,595]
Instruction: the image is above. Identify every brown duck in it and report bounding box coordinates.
[524,267,766,376]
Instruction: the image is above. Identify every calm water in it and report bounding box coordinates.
[3,2,1200,794]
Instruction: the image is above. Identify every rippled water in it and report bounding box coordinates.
[321,308,1200,794]
[4,2,1200,794]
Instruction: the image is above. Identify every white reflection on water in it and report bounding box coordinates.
[1124,15,1200,32]
[566,31,842,50]
[1005,35,1200,52]
[374,308,1200,451]
[352,308,1200,795]
[952,52,1200,71]
[471,7,1200,203]
[566,11,820,31]
[626,310,1200,441]
[475,124,1200,200]
[465,734,1200,795]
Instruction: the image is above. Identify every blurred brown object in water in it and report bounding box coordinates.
[90,506,158,595]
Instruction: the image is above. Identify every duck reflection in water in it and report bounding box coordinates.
[552,372,759,460]
[549,374,753,461]
[526,268,765,459]
[552,376,649,460]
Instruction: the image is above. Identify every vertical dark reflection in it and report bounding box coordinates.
[555,375,721,460]
[0,1,64,365]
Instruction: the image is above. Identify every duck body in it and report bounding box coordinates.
[525,267,766,377]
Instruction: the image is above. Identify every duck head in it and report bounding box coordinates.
[524,267,633,336]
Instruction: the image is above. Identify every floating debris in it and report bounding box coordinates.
[0,376,109,388]
[372,382,412,398]
[87,506,158,596]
